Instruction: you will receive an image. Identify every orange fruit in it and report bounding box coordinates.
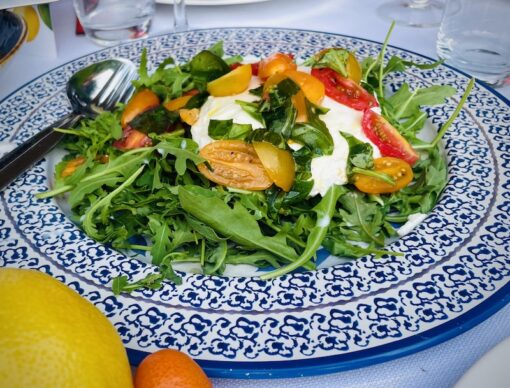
[134,349,212,388]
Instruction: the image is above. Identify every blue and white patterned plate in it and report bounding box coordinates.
[1,28,509,379]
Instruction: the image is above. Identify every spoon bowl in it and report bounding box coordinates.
[0,58,137,191]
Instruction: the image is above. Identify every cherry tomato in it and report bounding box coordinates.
[316,49,362,84]
[207,64,252,97]
[258,53,297,81]
[113,127,152,151]
[362,109,419,165]
[353,157,413,194]
[263,70,325,105]
[292,91,308,123]
[121,89,160,128]
[198,140,273,190]
[230,62,259,75]
[61,156,85,178]
[311,68,378,111]
[179,108,200,125]
[164,95,193,111]
[252,141,295,191]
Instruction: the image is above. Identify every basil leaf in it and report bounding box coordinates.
[208,119,253,140]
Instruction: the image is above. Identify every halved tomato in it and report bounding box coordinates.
[311,68,377,111]
[362,109,419,165]
[121,89,160,128]
[263,70,325,105]
[354,157,413,194]
[207,64,252,97]
[113,127,152,151]
[198,140,272,190]
[252,141,295,191]
[258,53,297,81]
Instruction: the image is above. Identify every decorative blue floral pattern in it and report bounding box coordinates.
[0,28,508,377]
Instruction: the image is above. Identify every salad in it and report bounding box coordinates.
[40,25,473,294]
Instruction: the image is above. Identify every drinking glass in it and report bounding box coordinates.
[173,0,188,32]
[377,0,445,28]
[73,0,155,46]
[437,0,510,86]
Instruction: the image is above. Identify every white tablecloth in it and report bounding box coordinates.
[1,1,509,386]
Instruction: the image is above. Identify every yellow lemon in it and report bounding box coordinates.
[0,268,133,388]
[13,6,40,42]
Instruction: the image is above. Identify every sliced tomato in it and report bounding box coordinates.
[230,62,259,75]
[121,89,160,128]
[263,70,325,105]
[311,68,378,111]
[207,64,252,97]
[252,141,295,191]
[258,53,297,81]
[198,140,272,190]
[353,157,413,194]
[113,127,152,151]
[362,109,419,165]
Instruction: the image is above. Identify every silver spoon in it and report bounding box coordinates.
[0,58,137,191]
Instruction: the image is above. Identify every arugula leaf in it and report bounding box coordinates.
[157,138,205,175]
[261,185,345,279]
[322,236,398,258]
[208,119,253,140]
[338,192,386,246]
[303,48,350,77]
[386,83,456,120]
[178,185,300,263]
[148,216,172,265]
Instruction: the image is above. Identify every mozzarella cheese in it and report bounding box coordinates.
[309,96,380,196]
[190,80,381,197]
[191,77,263,149]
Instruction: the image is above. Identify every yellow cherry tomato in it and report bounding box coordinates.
[252,141,295,192]
[207,64,252,97]
[121,89,160,128]
[198,140,273,191]
[61,156,85,178]
[353,157,413,194]
[258,53,297,81]
[179,108,200,125]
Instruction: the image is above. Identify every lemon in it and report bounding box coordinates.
[0,268,133,388]
[13,6,40,42]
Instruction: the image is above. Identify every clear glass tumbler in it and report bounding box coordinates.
[436,0,510,86]
[74,0,155,46]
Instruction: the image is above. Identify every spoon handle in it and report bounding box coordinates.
[0,113,83,191]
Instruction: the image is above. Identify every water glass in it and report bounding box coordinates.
[74,0,155,46]
[436,0,510,86]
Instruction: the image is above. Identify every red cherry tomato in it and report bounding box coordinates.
[113,127,152,151]
[311,68,378,111]
[361,109,419,165]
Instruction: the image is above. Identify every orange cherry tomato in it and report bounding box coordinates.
[207,64,252,97]
[258,53,297,81]
[252,141,295,191]
[198,140,273,190]
[263,70,325,105]
[61,156,85,178]
[292,91,308,123]
[163,94,194,111]
[121,89,160,128]
[134,349,212,388]
[179,108,200,125]
[353,157,413,194]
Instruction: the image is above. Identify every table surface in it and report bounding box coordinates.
[1,0,509,386]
